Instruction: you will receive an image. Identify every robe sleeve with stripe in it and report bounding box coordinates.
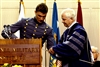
[53,23,91,63]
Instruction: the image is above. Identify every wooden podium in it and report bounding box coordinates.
[0,39,42,67]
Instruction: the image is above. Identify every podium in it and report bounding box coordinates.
[0,39,42,67]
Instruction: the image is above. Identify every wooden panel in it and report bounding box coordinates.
[0,39,42,67]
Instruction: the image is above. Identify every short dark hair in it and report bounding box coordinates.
[36,3,48,14]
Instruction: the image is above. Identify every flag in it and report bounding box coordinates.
[15,0,25,38]
[18,1,25,21]
[77,0,83,26]
[49,2,60,67]
[52,2,60,42]
[44,0,46,4]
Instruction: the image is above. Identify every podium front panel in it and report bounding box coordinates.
[0,39,42,67]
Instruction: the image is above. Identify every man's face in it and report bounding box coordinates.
[35,11,47,23]
[61,13,72,27]
[92,48,99,61]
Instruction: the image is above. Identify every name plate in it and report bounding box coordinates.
[0,44,40,64]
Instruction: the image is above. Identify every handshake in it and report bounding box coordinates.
[49,47,55,55]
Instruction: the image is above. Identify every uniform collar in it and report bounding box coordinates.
[33,17,44,25]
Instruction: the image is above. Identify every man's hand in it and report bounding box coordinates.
[49,47,55,54]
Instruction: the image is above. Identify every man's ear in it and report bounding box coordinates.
[97,52,99,57]
[35,11,36,14]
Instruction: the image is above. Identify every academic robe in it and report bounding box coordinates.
[53,23,92,67]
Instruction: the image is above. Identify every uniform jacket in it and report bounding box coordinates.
[53,23,92,67]
[1,17,55,49]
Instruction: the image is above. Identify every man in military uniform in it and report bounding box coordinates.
[1,3,55,50]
